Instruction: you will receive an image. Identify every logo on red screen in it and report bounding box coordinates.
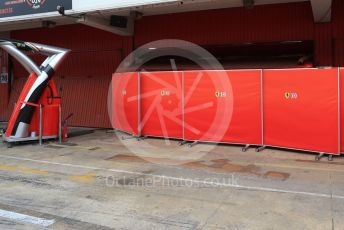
[160,90,170,96]
[284,92,298,99]
[26,0,46,9]
[215,91,227,98]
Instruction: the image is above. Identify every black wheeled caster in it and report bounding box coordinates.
[242,145,250,152]
[315,152,325,161]
[178,141,187,146]
[256,146,266,152]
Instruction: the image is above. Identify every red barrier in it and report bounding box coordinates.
[185,70,248,143]
[263,68,340,154]
[112,72,139,136]
[341,68,344,153]
[140,71,183,138]
[184,70,261,144]
[113,68,342,155]
[225,70,262,145]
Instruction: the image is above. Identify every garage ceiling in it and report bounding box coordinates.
[87,0,331,22]
[0,0,332,32]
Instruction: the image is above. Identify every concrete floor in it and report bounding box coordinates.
[0,130,344,229]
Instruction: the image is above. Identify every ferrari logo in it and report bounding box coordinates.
[215,91,227,98]
[285,92,298,99]
[26,0,46,9]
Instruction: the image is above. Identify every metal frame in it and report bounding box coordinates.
[58,105,62,144]
[260,69,265,147]
[339,67,344,154]
[142,134,183,140]
[338,67,341,154]
[138,71,142,137]
[261,144,340,156]
[255,69,266,152]
[0,39,70,140]
[182,71,185,140]
[184,138,261,148]
[0,39,69,75]
[39,104,43,146]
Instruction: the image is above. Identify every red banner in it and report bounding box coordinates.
[112,72,139,136]
[140,71,183,138]
[263,68,340,154]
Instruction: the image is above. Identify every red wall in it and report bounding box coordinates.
[332,0,344,67]
[1,1,344,128]
[0,50,9,121]
[333,0,344,39]
[314,23,333,66]
[135,2,314,46]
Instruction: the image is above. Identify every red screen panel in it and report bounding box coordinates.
[112,72,139,136]
[264,68,340,154]
[223,70,262,144]
[140,71,183,139]
[184,70,261,144]
[183,71,234,143]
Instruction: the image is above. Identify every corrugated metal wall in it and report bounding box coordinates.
[314,23,333,66]
[334,39,344,67]
[134,1,344,67]
[333,0,344,39]
[0,77,25,121]
[333,0,344,66]
[0,50,9,120]
[135,2,314,47]
[54,77,112,127]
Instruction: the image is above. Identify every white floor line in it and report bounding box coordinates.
[0,209,55,227]
[0,154,343,200]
